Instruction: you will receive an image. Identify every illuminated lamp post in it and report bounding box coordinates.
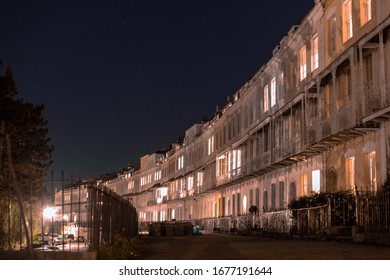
[43,207,56,246]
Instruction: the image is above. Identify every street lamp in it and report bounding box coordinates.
[43,207,56,246]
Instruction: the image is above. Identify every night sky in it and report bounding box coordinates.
[1,0,314,180]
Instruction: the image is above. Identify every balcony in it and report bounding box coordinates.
[216,173,229,186]
[306,105,360,146]
[361,81,390,123]
[274,136,302,163]
[147,199,157,206]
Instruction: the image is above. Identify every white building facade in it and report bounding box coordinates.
[105,0,390,231]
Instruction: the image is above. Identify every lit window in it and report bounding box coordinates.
[187,176,194,191]
[154,170,161,181]
[343,0,353,42]
[301,174,308,195]
[171,209,175,220]
[196,172,203,187]
[300,46,307,81]
[216,155,226,177]
[361,0,372,26]
[346,157,355,190]
[177,155,184,170]
[312,169,320,193]
[207,135,214,155]
[270,77,276,107]
[228,149,241,177]
[263,85,269,112]
[312,36,319,70]
[367,152,376,192]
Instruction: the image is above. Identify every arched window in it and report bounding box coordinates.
[263,190,268,210]
[237,193,241,214]
[227,198,231,216]
[271,184,276,209]
[290,181,296,201]
[243,195,247,213]
[327,169,338,192]
[279,182,285,209]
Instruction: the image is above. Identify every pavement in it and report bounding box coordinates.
[139,231,390,260]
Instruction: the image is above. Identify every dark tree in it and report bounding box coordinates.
[0,65,54,198]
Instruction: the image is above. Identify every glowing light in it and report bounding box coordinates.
[43,207,55,219]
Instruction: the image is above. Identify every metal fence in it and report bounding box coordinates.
[262,210,291,234]
[329,193,356,227]
[87,185,138,250]
[356,191,390,233]
[293,205,329,236]
[198,191,390,238]
[291,192,390,236]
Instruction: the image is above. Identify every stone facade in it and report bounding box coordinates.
[104,0,390,231]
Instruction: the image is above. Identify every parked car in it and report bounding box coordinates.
[66,234,75,241]
[49,235,66,246]
[77,236,85,242]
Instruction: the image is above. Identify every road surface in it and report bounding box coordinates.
[139,232,390,260]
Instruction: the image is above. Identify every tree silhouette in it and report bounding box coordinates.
[0,65,54,252]
[0,65,54,198]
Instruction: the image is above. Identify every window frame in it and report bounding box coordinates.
[270,77,276,107]
[343,0,353,42]
[263,84,269,113]
[299,46,307,81]
[312,35,319,71]
[329,16,337,55]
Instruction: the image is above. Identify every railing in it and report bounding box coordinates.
[87,185,138,251]
[292,204,329,236]
[262,209,291,234]
[360,80,390,119]
[216,174,229,186]
[147,199,157,206]
[201,178,216,193]
[169,192,180,200]
[202,215,259,233]
[197,191,389,239]
[273,145,282,162]
[307,106,353,144]
[328,193,356,227]
[218,217,232,232]
[361,81,381,118]
[202,212,290,234]
[356,191,390,233]
[215,136,302,187]
[201,218,216,231]
[336,106,354,131]
[250,151,271,172]
[274,136,302,162]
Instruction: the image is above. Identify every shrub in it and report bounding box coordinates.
[97,234,145,260]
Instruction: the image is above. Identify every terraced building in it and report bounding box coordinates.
[105,0,390,233]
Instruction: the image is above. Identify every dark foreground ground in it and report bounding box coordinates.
[139,232,390,260]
